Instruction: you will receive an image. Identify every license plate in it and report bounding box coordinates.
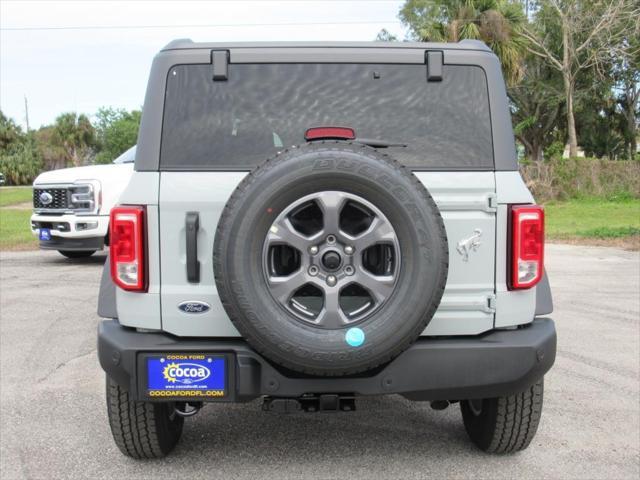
[146,354,226,399]
[39,228,51,241]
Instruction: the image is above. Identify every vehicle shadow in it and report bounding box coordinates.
[41,252,108,266]
[169,395,474,469]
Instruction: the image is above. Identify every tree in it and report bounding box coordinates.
[51,112,96,167]
[34,126,66,171]
[618,71,639,160]
[521,0,639,157]
[0,137,43,185]
[375,28,399,42]
[0,110,23,152]
[614,37,640,160]
[399,0,528,84]
[577,82,627,158]
[93,107,141,164]
[0,110,43,185]
[510,57,564,162]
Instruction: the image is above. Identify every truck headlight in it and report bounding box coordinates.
[70,180,101,214]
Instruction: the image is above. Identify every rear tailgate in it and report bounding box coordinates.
[158,171,496,337]
[156,53,498,337]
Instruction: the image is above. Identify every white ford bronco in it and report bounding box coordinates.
[97,40,556,458]
[31,146,135,258]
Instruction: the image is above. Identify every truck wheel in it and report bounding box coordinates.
[58,250,95,258]
[460,378,544,454]
[106,377,183,459]
[214,141,448,376]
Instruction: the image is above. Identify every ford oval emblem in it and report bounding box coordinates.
[178,301,211,314]
[39,191,53,205]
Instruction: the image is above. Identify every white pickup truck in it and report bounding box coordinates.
[30,146,135,258]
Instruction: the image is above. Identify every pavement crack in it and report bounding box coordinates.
[36,348,97,383]
[557,348,639,381]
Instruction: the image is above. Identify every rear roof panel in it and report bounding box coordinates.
[161,39,493,52]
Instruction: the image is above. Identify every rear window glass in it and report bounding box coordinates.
[160,63,493,170]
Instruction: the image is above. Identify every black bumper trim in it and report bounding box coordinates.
[98,318,556,402]
[39,235,104,251]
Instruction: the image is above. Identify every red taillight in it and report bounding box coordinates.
[305,126,356,141]
[110,206,146,292]
[509,205,544,290]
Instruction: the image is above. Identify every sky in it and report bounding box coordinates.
[0,0,408,129]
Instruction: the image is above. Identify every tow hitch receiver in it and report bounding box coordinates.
[263,394,356,413]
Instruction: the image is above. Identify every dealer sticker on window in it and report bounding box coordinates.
[146,354,225,398]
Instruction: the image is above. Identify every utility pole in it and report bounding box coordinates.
[24,95,30,132]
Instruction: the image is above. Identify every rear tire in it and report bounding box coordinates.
[58,250,95,258]
[106,377,184,459]
[460,378,544,454]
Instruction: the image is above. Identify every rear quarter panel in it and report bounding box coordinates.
[494,171,537,328]
[115,172,162,330]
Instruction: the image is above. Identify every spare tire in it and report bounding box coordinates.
[214,142,448,376]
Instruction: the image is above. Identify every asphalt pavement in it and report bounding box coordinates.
[0,244,638,479]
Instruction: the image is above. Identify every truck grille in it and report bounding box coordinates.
[33,187,69,211]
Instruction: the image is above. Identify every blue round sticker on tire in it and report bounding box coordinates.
[345,327,365,347]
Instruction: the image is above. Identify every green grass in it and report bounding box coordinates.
[0,210,37,250]
[0,191,637,250]
[0,187,32,207]
[545,198,640,239]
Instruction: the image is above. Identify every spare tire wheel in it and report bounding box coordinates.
[213,142,448,376]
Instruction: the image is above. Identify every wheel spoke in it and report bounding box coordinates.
[267,269,309,303]
[350,270,395,305]
[266,217,311,252]
[316,191,346,235]
[316,287,348,328]
[350,216,395,251]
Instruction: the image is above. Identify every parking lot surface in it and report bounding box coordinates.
[0,244,638,479]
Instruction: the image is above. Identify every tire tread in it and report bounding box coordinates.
[462,379,544,454]
[106,377,183,459]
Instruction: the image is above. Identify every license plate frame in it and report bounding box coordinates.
[141,353,232,401]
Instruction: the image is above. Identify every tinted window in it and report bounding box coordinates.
[161,63,493,170]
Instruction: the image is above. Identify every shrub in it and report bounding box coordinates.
[0,140,43,185]
[521,157,640,202]
[543,141,564,160]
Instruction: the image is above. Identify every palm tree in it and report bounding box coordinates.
[51,112,96,167]
[399,0,527,85]
[0,110,23,151]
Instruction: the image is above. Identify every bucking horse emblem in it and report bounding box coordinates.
[457,229,482,262]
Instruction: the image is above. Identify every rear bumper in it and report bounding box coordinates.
[98,318,556,402]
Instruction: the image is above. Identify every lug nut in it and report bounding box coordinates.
[326,275,337,286]
[344,265,355,276]
[309,245,319,255]
[344,245,354,255]
[326,235,336,244]
[308,266,319,276]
